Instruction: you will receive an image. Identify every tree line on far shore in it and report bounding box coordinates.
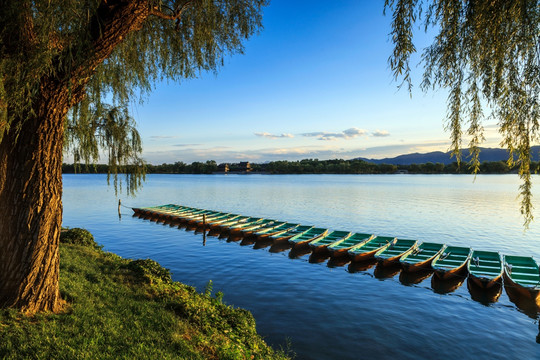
[62,158,538,175]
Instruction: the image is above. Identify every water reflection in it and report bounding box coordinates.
[327,256,351,268]
[504,283,540,319]
[240,237,256,246]
[347,259,377,273]
[374,263,401,279]
[289,246,312,259]
[253,238,274,250]
[268,241,291,253]
[309,252,330,264]
[431,274,466,294]
[467,278,502,305]
[399,269,433,286]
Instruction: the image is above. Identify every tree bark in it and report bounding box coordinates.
[0,0,152,314]
[0,86,69,314]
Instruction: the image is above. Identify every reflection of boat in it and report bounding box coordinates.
[431,274,465,294]
[309,252,330,263]
[289,246,312,259]
[347,236,396,262]
[399,268,433,285]
[400,242,445,272]
[347,259,377,273]
[503,255,540,313]
[374,263,401,279]
[505,282,540,318]
[327,256,351,268]
[374,239,417,266]
[253,238,274,250]
[309,231,352,253]
[268,241,292,253]
[269,225,313,243]
[288,228,329,247]
[431,246,472,279]
[328,233,373,257]
[240,237,256,246]
[467,277,502,304]
[467,250,503,289]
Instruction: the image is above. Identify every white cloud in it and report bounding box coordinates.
[301,127,368,141]
[372,130,390,137]
[173,143,202,147]
[254,132,294,139]
[149,135,178,140]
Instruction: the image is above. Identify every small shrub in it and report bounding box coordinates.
[60,228,98,248]
[124,259,172,284]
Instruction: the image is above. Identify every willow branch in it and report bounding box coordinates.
[150,0,194,21]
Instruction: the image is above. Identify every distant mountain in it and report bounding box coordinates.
[357,146,540,165]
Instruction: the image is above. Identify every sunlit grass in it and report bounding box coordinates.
[0,241,290,359]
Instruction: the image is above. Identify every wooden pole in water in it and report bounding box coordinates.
[202,214,207,246]
[118,199,121,216]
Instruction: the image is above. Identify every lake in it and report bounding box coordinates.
[63,174,540,359]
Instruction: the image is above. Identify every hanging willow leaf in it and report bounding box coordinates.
[386,0,540,227]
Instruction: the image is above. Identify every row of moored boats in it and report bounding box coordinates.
[133,204,540,306]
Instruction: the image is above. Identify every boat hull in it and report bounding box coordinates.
[503,272,540,309]
[433,263,468,280]
[468,273,502,289]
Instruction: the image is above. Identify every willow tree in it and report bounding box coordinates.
[0,0,266,314]
[386,1,540,225]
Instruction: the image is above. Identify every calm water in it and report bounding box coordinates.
[63,174,540,359]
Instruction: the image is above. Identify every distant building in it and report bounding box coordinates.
[217,163,229,173]
[239,162,252,173]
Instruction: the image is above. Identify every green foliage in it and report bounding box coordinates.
[0,244,288,359]
[0,0,267,192]
[60,227,99,248]
[386,0,540,226]
[124,258,172,284]
[65,104,146,195]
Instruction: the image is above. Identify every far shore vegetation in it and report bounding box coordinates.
[63,158,538,175]
[0,228,290,360]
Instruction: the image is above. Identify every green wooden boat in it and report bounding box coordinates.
[269,225,313,243]
[374,238,418,266]
[348,236,396,262]
[328,233,373,257]
[226,217,263,234]
[288,228,329,247]
[309,230,352,252]
[176,210,219,224]
[467,250,503,289]
[158,207,209,222]
[431,246,472,279]
[213,215,251,230]
[256,223,298,239]
[238,219,279,236]
[247,221,286,238]
[399,242,446,272]
[205,214,241,228]
[185,211,228,225]
[503,255,540,308]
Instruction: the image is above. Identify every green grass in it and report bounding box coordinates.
[0,242,291,359]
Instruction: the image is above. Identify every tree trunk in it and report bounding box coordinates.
[0,86,69,314]
[0,1,150,314]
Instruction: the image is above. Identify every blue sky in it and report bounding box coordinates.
[131,0,500,165]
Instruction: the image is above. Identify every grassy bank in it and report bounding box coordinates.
[0,229,290,359]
